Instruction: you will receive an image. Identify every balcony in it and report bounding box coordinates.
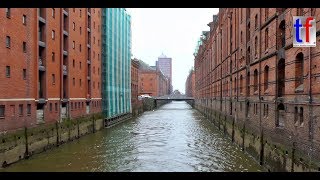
[87,43,91,48]
[61,98,68,103]
[87,27,91,32]
[87,11,91,17]
[87,75,91,80]
[87,60,91,64]
[38,16,46,24]
[38,98,46,104]
[63,30,69,36]
[38,58,46,71]
[63,50,68,56]
[63,9,68,16]
[63,65,67,76]
[62,89,68,102]
[38,40,46,48]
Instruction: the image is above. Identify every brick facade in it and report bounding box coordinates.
[185,69,195,97]
[194,8,320,164]
[0,8,102,132]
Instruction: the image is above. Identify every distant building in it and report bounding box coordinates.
[185,69,195,97]
[156,53,172,93]
[131,59,142,115]
[101,8,131,119]
[173,90,182,95]
[139,60,169,97]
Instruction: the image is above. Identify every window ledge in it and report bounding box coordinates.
[275,126,285,129]
[0,117,5,119]
[36,121,45,125]
[295,84,304,93]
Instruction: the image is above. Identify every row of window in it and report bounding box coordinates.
[0,104,31,118]
[214,53,304,95]
[140,78,153,81]
[6,37,100,54]
[5,66,26,79]
[72,40,100,50]
[71,78,100,89]
[240,8,302,27]
[5,36,27,51]
[49,103,59,112]
[5,68,101,88]
[0,101,101,117]
[5,8,27,25]
[72,21,100,33]
[71,60,100,72]
[70,101,100,110]
[72,8,100,17]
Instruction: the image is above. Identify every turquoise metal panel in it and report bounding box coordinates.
[101,8,132,119]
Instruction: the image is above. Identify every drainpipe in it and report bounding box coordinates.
[308,44,313,171]
[259,8,264,165]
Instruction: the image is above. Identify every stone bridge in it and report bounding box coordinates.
[154,94,195,107]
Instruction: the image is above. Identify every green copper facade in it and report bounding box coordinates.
[101,8,131,118]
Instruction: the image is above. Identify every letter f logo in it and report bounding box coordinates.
[304,17,314,43]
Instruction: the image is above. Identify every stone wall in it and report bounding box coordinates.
[196,104,320,172]
[0,113,104,168]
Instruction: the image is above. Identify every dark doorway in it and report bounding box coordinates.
[276,103,285,127]
[279,20,286,48]
[277,59,285,97]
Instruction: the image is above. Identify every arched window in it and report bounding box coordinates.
[255,36,258,57]
[297,8,303,16]
[278,59,285,97]
[255,14,258,29]
[294,107,298,125]
[254,69,258,92]
[264,66,269,91]
[240,75,243,94]
[295,52,304,89]
[276,103,285,127]
[265,8,269,21]
[279,20,286,48]
[265,28,269,51]
[247,72,250,96]
[234,77,237,93]
[299,107,304,125]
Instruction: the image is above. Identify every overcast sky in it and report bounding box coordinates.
[126,8,219,94]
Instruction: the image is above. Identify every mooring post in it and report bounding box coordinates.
[24,126,29,159]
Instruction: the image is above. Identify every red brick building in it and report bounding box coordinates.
[131,59,142,115]
[139,68,169,97]
[0,8,101,132]
[185,69,195,97]
[194,8,320,169]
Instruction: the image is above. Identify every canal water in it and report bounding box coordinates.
[2,101,263,172]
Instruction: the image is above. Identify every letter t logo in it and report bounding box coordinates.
[294,19,303,43]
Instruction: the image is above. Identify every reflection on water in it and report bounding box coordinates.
[2,101,263,172]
